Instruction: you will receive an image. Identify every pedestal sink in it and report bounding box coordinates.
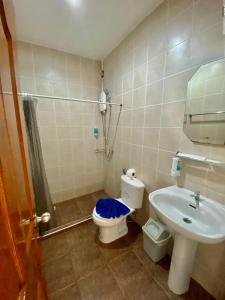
[149,186,225,295]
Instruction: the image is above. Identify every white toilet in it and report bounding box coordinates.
[92,174,144,243]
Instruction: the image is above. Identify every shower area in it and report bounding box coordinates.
[17,42,121,236]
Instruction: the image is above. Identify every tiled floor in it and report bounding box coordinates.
[41,220,215,300]
[54,190,108,226]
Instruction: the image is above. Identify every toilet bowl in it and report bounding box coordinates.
[92,198,134,243]
[92,175,144,243]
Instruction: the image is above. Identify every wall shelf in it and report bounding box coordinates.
[175,152,225,168]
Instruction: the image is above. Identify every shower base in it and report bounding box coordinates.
[41,190,108,237]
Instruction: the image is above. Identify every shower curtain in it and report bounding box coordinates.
[23,94,57,234]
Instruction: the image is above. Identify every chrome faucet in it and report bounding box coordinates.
[190,191,201,208]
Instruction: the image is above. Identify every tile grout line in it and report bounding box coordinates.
[132,247,173,299]
[107,260,128,300]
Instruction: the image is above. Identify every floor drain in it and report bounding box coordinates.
[183,217,192,224]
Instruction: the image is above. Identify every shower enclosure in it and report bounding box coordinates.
[21,89,122,236]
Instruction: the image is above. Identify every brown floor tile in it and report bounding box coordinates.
[66,220,98,249]
[43,254,75,294]
[109,251,156,299]
[49,283,81,300]
[53,190,107,228]
[91,190,109,201]
[97,237,131,263]
[148,280,170,300]
[76,194,98,216]
[70,242,106,280]
[55,198,82,224]
[78,266,124,300]
[133,244,156,273]
[134,247,177,299]
[151,255,172,294]
[123,220,142,245]
[109,251,145,280]
[41,232,69,263]
[96,221,141,262]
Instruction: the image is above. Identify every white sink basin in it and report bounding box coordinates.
[149,185,225,244]
[149,185,225,295]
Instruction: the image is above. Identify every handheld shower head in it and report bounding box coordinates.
[103,88,109,96]
[103,89,111,103]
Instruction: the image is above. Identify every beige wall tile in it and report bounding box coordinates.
[33,45,53,80]
[39,125,57,141]
[161,101,185,127]
[131,108,145,127]
[193,0,222,34]
[132,86,146,108]
[164,69,196,103]
[147,52,165,83]
[144,105,161,127]
[159,128,181,152]
[168,0,193,20]
[131,127,144,145]
[133,63,147,89]
[141,146,158,191]
[66,53,81,84]
[166,40,191,75]
[18,76,36,94]
[143,128,160,148]
[148,28,166,60]
[167,6,193,49]
[16,42,34,77]
[130,144,142,172]
[122,92,132,110]
[134,44,148,68]
[157,150,175,174]
[37,110,55,126]
[191,23,224,66]
[146,81,163,105]
[122,71,133,93]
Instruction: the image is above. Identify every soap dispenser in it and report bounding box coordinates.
[171,157,182,177]
[93,127,99,139]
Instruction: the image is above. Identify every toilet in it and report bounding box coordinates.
[92,174,144,243]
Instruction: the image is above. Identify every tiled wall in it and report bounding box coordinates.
[103,0,225,297]
[16,42,104,203]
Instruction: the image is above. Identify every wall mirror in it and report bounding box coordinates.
[184,58,225,145]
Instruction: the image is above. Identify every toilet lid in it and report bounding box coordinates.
[96,198,130,219]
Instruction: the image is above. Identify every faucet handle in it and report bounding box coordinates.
[191,191,201,200]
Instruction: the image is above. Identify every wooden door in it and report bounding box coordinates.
[0,0,47,299]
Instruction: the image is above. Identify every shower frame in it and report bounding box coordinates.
[10,91,122,237]
[4,91,122,107]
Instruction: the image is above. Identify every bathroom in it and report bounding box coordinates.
[0,0,225,299]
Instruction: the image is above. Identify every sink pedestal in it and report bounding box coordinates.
[168,233,198,295]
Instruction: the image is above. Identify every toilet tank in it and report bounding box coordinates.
[121,175,145,209]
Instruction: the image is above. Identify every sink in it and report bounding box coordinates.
[149,186,225,295]
[149,185,225,244]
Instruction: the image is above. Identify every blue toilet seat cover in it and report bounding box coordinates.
[96,198,130,219]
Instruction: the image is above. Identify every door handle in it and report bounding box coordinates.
[20,212,51,226]
[36,212,51,224]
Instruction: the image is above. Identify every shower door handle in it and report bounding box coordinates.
[36,212,51,225]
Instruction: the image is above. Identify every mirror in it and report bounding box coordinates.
[184,58,225,145]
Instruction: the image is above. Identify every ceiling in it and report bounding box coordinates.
[13,0,162,60]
